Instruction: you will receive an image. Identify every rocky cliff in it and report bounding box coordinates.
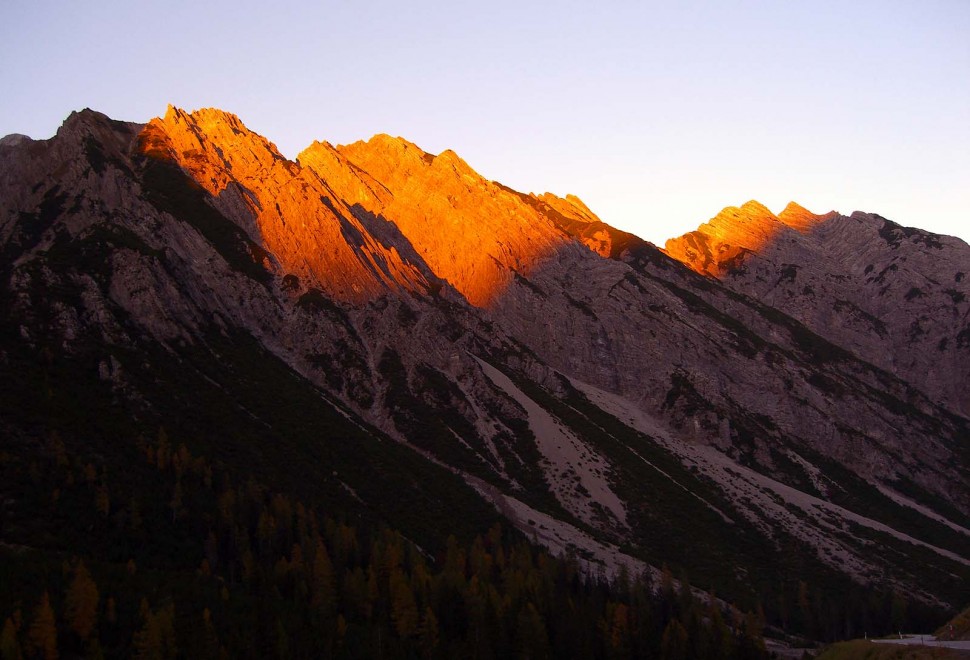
[299,134,573,307]
[665,201,970,416]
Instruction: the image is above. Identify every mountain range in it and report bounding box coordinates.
[1,106,967,657]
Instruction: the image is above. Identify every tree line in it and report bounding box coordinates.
[0,429,772,659]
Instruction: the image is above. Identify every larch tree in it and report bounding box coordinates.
[133,603,176,660]
[418,607,439,660]
[659,619,688,660]
[65,560,99,642]
[1,616,22,660]
[515,602,549,660]
[27,592,58,660]
[311,538,336,619]
[390,569,419,638]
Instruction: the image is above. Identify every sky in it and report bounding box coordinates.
[1,0,968,246]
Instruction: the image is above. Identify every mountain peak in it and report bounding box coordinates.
[56,108,118,138]
[663,200,786,277]
[779,200,810,216]
[147,106,286,168]
[0,133,32,148]
[432,148,477,177]
[737,199,775,217]
[537,192,601,226]
[141,106,283,193]
[304,134,570,306]
[355,133,427,158]
[777,201,834,233]
[163,105,246,130]
[701,199,780,243]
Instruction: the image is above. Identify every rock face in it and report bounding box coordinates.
[299,135,572,307]
[663,201,836,277]
[140,106,439,303]
[1,106,968,626]
[665,201,970,416]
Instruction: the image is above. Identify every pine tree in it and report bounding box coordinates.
[48,431,68,467]
[336,615,347,644]
[65,560,99,641]
[128,498,142,532]
[274,619,289,660]
[658,564,676,623]
[342,567,369,619]
[132,610,160,660]
[156,427,170,471]
[890,591,908,634]
[84,638,104,660]
[204,531,219,571]
[608,602,631,659]
[95,483,110,518]
[201,609,220,660]
[659,619,688,660]
[797,580,813,637]
[515,603,549,660]
[419,607,439,660]
[706,591,732,658]
[366,566,380,620]
[443,535,466,586]
[742,610,766,655]
[311,539,335,618]
[1,616,22,660]
[390,569,419,638]
[132,602,176,660]
[28,592,58,660]
[169,479,183,523]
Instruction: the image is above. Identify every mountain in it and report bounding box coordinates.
[1,106,967,656]
[665,201,970,416]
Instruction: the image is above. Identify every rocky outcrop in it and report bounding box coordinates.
[662,200,836,277]
[139,107,438,303]
[665,201,970,416]
[300,135,572,307]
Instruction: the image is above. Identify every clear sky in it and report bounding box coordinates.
[2,0,968,246]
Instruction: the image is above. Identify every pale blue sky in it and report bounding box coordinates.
[2,0,968,245]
